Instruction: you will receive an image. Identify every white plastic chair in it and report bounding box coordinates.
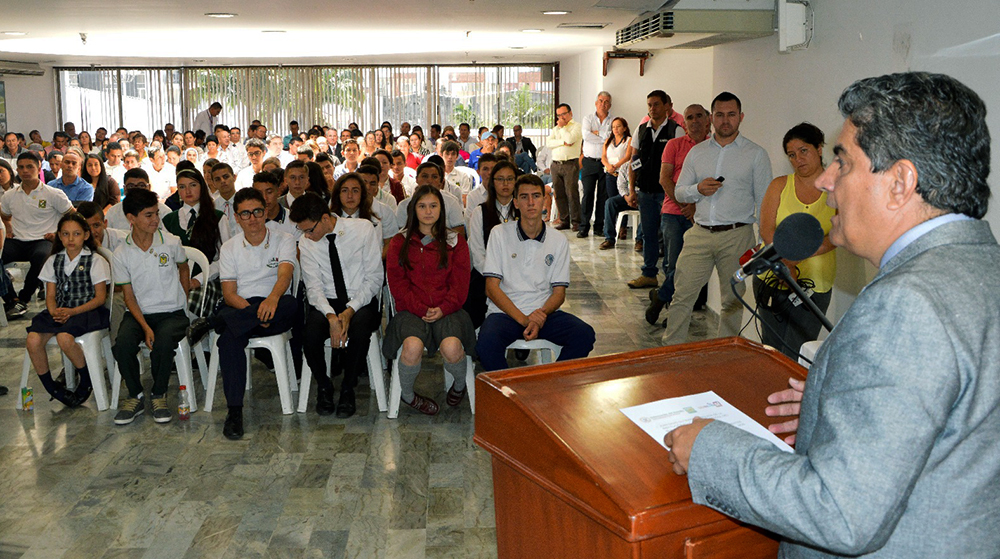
[297,331,388,414]
[615,210,641,241]
[17,247,116,410]
[384,288,476,418]
[182,246,212,392]
[506,339,561,364]
[798,340,824,367]
[203,262,300,415]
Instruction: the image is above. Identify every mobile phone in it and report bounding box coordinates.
[716,176,725,182]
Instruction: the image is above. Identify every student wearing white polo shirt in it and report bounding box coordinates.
[105,169,171,231]
[1,152,74,317]
[354,165,399,252]
[290,193,382,418]
[111,189,191,426]
[215,188,298,440]
[475,174,595,371]
[465,154,496,215]
[395,162,466,236]
[251,170,299,239]
[441,141,477,203]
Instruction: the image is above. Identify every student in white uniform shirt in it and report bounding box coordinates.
[464,153,497,212]
[280,160,309,210]
[266,134,295,167]
[441,141,477,203]
[111,189,191,426]
[252,170,299,239]
[333,139,361,180]
[1,152,75,316]
[105,169,172,231]
[215,188,298,440]
[355,164,399,249]
[330,171,392,247]
[289,193,382,418]
[210,162,239,237]
[464,160,519,327]
[233,138,267,191]
[141,147,176,200]
[395,162,466,237]
[78,202,127,254]
[475,174,595,371]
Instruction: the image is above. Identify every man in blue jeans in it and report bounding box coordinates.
[627,91,683,289]
[476,175,595,371]
[647,105,711,325]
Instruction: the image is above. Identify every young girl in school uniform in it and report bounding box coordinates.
[384,184,476,415]
[25,212,111,407]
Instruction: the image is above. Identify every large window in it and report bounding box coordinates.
[57,64,556,143]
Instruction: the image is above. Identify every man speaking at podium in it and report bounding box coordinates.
[665,72,1000,558]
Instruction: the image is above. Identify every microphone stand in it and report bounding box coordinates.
[769,260,834,332]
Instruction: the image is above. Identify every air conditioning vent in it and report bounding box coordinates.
[615,9,773,50]
[0,60,45,76]
[557,23,610,30]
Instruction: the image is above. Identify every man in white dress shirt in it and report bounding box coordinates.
[193,102,222,136]
[578,92,614,238]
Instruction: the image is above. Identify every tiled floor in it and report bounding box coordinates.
[0,230,718,559]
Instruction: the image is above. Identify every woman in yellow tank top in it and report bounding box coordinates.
[755,123,837,358]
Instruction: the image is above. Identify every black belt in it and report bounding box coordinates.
[698,222,749,233]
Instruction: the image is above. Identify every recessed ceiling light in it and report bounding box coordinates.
[1,31,28,36]
[542,11,570,15]
[521,29,543,33]
[204,12,237,18]
[261,30,286,34]
[193,59,206,63]
[510,46,526,50]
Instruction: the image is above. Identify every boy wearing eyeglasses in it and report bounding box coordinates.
[215,187,297,440]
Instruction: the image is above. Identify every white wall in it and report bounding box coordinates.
[557,47,604,120]
[1,69,58,138]
[601,48,715,131]
[712,0,1000,324]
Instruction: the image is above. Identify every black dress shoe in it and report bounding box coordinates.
[576,229,589,238]
[335,390,356,419]
[316,383,336,416]
[645,289,665,326]
[223,407,244,440]
[0,385,8,397]
[186,317,213,345]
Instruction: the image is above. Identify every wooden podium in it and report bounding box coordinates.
[473,337,807,559]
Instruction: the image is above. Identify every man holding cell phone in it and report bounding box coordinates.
[662,92,772,345]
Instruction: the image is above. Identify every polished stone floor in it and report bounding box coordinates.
[0,229,718,559]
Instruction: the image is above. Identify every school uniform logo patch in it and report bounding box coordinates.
[38,200,47,209]
[545,254,554,266]
[266,257,279,268]
[158,253,169,266]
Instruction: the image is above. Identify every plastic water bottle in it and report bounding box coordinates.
[178,385,191,420]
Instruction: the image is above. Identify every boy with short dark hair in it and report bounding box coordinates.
[111,189,191,425]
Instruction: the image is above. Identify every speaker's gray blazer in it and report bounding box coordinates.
[686,218,1000,558]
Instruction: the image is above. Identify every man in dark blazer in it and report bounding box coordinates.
[665,72,1000,558]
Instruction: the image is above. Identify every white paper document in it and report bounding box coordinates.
[620,390,794,453]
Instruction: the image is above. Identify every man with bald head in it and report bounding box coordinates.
[578,91,614,238]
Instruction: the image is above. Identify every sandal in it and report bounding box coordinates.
[446,385,467,407]
[405,393,439,416]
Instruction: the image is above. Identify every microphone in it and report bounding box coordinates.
[732,212,824,283]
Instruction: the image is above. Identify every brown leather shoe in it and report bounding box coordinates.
[554,221,570,231]
[634,240,643,253]
[618,225,628,240]
[627,275,658,289]
[599,240,615,250]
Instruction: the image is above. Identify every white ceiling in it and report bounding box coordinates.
[0,0,652,67]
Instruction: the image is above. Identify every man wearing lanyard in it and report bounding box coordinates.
[545,104,583,231]
[661,91,771,344]
[578,92,614,238]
